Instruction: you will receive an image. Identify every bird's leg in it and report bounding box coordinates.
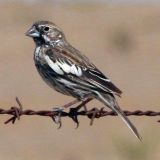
[69,98,93,128]
[53,99,80,111]
[62,99,80,109]
[52,98,92,128]
[52,99,80,128]
[75,98,92,111]
[89,107,101,126]
[83,105,88,112]
[52,96,91,113]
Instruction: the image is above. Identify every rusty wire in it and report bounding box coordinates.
[1,97,160,128]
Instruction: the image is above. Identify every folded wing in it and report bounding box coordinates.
[45,49,122,96]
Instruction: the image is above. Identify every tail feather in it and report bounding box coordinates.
[96,92,142,140]
[111,104,142,140]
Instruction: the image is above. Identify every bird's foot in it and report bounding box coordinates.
[88,107,104,125]
[52,107,64,129]
[68,98,92,128]
[68,107,80,128]
[51,98,92,128]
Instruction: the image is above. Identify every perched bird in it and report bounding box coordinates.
[26,21,141,140]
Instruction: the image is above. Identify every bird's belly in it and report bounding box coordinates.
[35,62,70,95]
[35,62,92,99]
[34,47,93,99]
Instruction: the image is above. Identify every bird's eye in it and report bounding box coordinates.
[44,26,50,32]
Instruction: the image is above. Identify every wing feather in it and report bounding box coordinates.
[45,47,122,96]
[84,68,122,96]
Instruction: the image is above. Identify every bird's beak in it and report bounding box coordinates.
[25,26,40,38]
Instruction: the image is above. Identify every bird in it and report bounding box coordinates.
[26,20,141,140]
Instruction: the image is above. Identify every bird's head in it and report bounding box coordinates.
[26,21,65,46]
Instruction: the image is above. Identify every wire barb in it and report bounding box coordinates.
[4,97,23,124]
[1,97,160,126]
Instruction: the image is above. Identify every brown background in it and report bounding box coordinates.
[0,1,160,160]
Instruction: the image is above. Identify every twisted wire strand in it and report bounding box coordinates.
[1,97,160,127]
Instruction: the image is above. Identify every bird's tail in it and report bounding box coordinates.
[95,92,141,140]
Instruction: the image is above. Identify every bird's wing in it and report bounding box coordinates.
[83,67,122,96]
[44,48,122,96]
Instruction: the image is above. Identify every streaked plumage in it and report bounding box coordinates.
[26,21,141,140]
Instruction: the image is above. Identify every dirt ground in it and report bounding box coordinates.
[0,2,160,160]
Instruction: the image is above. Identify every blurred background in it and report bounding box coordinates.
[0,0,160,159]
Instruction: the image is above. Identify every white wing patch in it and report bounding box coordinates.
[70,65,82,76]
[44,55,64,75]
[44,55,82,76]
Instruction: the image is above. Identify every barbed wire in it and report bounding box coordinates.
[1,97,160,128]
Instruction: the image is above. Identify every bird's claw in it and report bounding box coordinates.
[88,107,100,126]
[69,107,79,128]
[52,107,64,129]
